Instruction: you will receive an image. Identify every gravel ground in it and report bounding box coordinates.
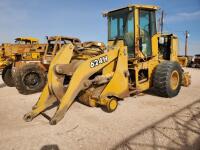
[0,68,200,150]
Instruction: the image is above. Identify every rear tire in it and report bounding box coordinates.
[2,65,15,87]
[14,63,46,95]
[153,61,182,98]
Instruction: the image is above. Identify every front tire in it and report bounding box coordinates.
[14,63,46,95]
[2,65,15,87]
[153,61,182,98]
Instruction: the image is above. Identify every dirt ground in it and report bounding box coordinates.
[0,68,200,150]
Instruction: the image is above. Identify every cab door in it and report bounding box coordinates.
[139,9,156,57]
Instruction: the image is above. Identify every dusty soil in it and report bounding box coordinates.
[0,68,200,150]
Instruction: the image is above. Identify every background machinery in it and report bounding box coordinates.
[24,4,191,125]
[191,54,200,68]
[13,36,81,94]
[0,37,46,87]
[13,36,106,94]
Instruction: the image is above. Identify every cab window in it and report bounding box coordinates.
[124,12,134,56]
[139,10,156,57]
[108,9,134,56]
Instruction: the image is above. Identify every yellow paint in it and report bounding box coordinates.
[15,37,39,44]
[108,99,118,111]
[100,46,129,99]
[170,70,179,90]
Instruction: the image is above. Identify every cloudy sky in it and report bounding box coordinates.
[0,0,199,55]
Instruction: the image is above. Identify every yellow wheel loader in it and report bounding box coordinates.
[0,37,46,87]
[24,4,191,125]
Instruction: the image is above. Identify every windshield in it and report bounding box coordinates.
[108,9,130,40]
[108,9,134,56]
[46,40,56,55]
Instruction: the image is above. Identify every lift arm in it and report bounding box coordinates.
[24,44,124,125]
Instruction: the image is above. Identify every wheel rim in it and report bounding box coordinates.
[23,72,41,89]
[109,99,118,111]
[170,70,179,90]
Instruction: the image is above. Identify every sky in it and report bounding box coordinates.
[0,0,199,55]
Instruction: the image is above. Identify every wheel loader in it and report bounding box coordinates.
[0,37,46,87]
[24,4,191,125]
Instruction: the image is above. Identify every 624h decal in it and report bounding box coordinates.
[90,56,108,68]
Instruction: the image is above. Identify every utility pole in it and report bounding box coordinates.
[157,18,160,33]
[160,10,164,34]
[185,30,189,56]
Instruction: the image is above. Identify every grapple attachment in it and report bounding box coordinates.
[23,43,129,125]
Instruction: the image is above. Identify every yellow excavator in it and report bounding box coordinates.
[24,4,191,125]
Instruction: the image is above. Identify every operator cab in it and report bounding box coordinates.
[105,5,158,58]
[43,36,81,64]
[45,36,81,55]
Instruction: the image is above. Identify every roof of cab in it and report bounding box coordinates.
[103,4,159,16]
[15,37,39,42]
[47,36,81,43]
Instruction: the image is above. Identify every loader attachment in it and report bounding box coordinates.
[24,44,129,125]
[23,44,75,122]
